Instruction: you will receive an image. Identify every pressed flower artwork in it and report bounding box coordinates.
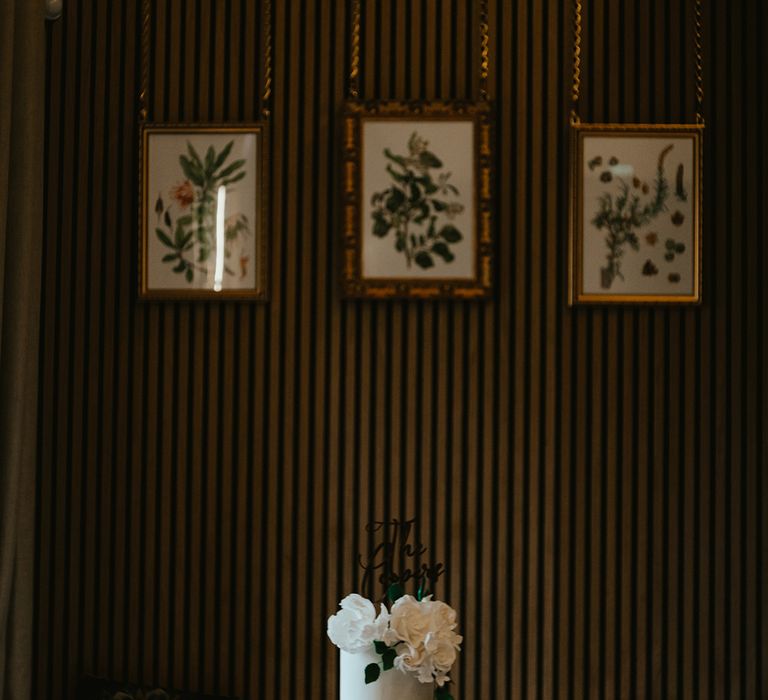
[570,124,702,304]
[342,101,493,299]
[140,125,268,300]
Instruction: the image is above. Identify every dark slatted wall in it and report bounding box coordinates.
[34,0,767,698]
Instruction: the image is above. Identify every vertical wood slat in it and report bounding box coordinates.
[33,0,766,698]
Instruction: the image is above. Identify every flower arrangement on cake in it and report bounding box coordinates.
[327,519,461,700]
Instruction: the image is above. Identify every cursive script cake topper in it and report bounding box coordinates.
[359,518,445,602]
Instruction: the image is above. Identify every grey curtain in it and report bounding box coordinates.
[0,0,45,697]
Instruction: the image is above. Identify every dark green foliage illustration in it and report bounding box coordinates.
[154,140,250,283]
[671,210,685,226]
[675,163,688,201]
[590,145,673,289]
[642,259,659,276]
[370,132,464,269]
[663,237,686,263]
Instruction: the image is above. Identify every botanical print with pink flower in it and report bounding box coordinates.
[146,132,258,291]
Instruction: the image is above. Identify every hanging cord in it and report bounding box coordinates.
[262,0,273,118]
[694,0,705,125]
[347,0,491,102]
[139,0,151,122]
[571,0,704,126]
[570,0,582,125]
[139,0,273,122]
[479,0,490,101]
[348,0,361,99]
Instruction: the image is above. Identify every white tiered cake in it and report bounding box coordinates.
[340,649,432,700]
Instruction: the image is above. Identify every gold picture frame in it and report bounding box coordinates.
[569,123,703,305]
[139,123,269,301]
[341,100,493,299]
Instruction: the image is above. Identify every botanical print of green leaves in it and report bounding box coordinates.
[370,132,464,271]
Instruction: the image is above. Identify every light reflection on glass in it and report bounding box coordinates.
[213,185,226,292]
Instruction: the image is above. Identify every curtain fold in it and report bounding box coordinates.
[0,0,45,698]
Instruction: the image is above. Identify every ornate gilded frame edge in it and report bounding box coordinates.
[341,100,494,301]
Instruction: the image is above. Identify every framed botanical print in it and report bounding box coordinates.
[139,124,268,300]
[569,123,703,305]
[341,101,493,299]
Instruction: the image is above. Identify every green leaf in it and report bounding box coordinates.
[374,641,388,655]
[364,663,380,685]
[416,175,439,194]
[435,687,453,699]
[204,145,215,174]
[155,228,175,248]
[185,267,193,283]
[395,236,406,252]
[431,241,454,262]
[386,164,409,184]
[409,182,422,202]
[372,214,391,237]
[415,251,434,269]
[186,141,203,168]
[221,171,246,186]
[162,253,178,262]
[216,158,246,179]
[177,215,193,227]
[179,155,204,186]
[382,648,397,670]
[387,583,405,602]
[439,224,462,243]
[172,261,185,273]
[383,148,407,168]
[385,188,406,212]
[432,200,448,212]
[420,151,442,168]
[198,247,211,262]
[413,202,430,224]
[164,210,172,227]
[212,140,235,172]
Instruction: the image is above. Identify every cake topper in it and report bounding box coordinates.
[358,518,445,602]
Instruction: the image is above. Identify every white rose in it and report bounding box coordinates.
[387,595,433,647]
[327,594,389,653]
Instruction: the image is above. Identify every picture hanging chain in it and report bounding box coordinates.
[261,0,273,118]
[479,0,490,101]
[348,0,362,99]
[139,0,151,122]
[570,0,582,125]
[694,0,705,125]
[570,0,704,126]
[138,0,273,122]
[346,0,491,102]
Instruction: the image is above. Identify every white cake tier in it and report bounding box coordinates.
[340,648,433,700]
